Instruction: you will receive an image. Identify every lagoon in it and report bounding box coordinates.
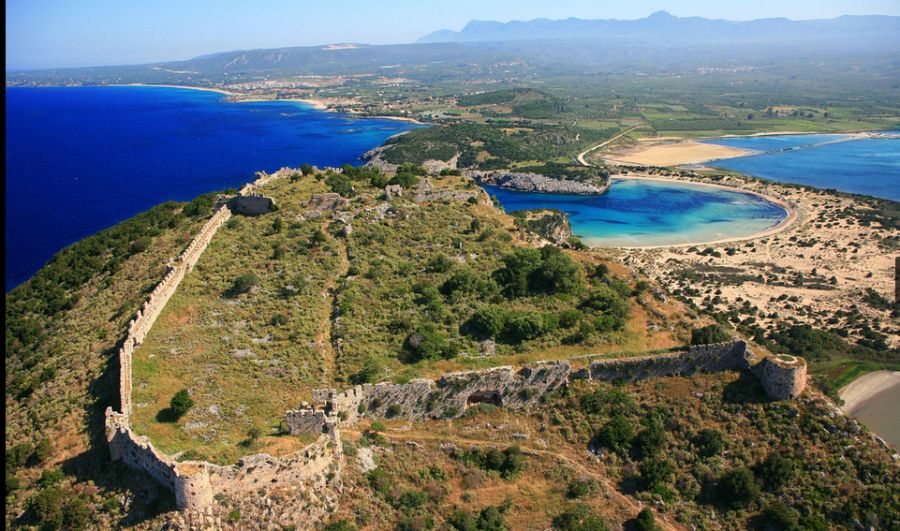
[703,133,900,201]
[483,178,788,247]
[5,86,420,290]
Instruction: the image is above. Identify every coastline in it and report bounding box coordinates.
[839,370,900,413]
[602,130,878,167]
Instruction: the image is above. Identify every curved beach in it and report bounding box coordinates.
[840,370,900,413]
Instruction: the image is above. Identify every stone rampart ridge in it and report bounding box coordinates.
[104,173,344,514]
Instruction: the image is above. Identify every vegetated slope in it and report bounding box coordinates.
[128,166,695,465]
[5,194,225,528]
[327,372,899,530]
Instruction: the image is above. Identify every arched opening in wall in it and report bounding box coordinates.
[465,391,502,409]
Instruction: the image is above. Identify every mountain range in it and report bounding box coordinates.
[418,11,900,47]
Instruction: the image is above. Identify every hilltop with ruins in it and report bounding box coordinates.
[6,165,898,530]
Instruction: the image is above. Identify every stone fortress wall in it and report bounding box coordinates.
[105,168,345,513]
[103,165,808,516]
[295,341,808,435]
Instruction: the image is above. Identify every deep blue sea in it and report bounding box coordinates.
[484,179,787,247]
[703,133,900,201]
[5,86,420,290]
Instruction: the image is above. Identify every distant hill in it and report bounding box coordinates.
[7,11,899,87]
[418,11,900,48]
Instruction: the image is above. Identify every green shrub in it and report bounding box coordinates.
[757,453,796,491]
[457,446,524,479]
[758,502,799,531]
[717,467,760,508]
[225,272,260,297]
[322,519,357,531]
[32,439,52,464]
[632,508,658,531]
[466,305,508,339]
[693,428,724,459]
[691,324,730,345]
[402,323,458,363]
[566,478,597,499]
[325,172,355,197]
[552,503,608,530]
[494,246,581,297]
[593,414,634,453]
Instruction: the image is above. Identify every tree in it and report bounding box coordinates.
[32,439,52,464]
[466,306,508,339]
[593,414,634,453]
[325,172,355,197]
[169,389,194,419]
[690,324,730,345]
[502,312,549,344]
[717,467,760,508]
[639,457,675,491]
[633,415,666,459]
[351,357,381,384]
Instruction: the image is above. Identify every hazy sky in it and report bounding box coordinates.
[7,0,900,69]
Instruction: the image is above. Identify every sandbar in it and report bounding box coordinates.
[603,139,754,166]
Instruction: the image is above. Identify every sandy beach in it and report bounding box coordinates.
[614,173,899,350]
[603,139,754,166]
[118,83,235,96]
[840,370,900,413]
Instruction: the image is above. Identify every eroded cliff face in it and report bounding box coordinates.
[469,170,609,195]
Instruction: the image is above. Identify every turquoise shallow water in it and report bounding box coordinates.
[483,179,788,247]
[703,132,900,201]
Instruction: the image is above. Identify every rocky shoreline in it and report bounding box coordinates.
[469,170,609,195]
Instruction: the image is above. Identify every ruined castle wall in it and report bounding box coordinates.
[284,409,332,435]
[205,431,342,496]
[588,341,752,383]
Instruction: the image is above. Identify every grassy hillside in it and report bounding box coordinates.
[128,169,695,464]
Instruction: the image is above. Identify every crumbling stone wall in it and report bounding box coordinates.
[587,341,754,383]
[308,342,805,427]
[284,407,333,435]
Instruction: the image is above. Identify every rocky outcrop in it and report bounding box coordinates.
[470,170,609,195]
[515,209,574,244]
